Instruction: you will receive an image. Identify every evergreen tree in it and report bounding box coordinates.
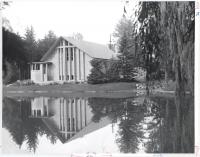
[117,32,135,81]
[87,59,106,84]
[37,30,57,60]
[3,27,28,83]
[24,26,37,62]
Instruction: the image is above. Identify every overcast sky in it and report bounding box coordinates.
[2,0,128,44]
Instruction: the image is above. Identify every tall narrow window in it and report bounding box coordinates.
[36,64,40,70]
[71,48,73,61]
[60,41,63,46]
[66,48,69,60]
[34,110,36,116]
[65,40,68,46]
[43,64,46,74]
[37,110,41,116]
[72,118,75,131]
[68,118,70,131]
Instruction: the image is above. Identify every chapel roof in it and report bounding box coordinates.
[41,36,115,61]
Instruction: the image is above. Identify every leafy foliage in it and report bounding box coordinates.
[3,27,28,83]
[137,1,194,94]
[24,26,38,62]
[3,23,57,84]
[37,30,57,60]
[87,58,121,84]
[88,18,139,84]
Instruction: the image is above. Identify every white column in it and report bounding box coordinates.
[60,49,63,80]
[77,98,81,130]
[46,63,48,81]
[80,51,83,81]
[69,48,71,81]
[75,98,78,131]
[80,98,83,129]
[60,99,62,130]
[73,99,76,131]
[67,99,69,131]
[77,49,80,82]
[59,100,61,130]
[58,48,60,80]
[79,50,81,81]
[74,48,77,82]
[82,99,85,127]
[62,99,65,131]
[69,99,72,131]
[83,53,86,81]
[40,64,43,82]
[63,48,66,80]
[84,99,87,126]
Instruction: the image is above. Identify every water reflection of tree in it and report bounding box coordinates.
[116,100,145,153]
[145,96,194,153]
[3,97,58,152]
[88,98,125,122]
[88,95,194,153]
[88,97,145,153]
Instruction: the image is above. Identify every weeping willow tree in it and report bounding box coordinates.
[160,2,194,95]
[137,1,194,95]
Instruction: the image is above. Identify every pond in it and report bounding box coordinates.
[2,94,194,155]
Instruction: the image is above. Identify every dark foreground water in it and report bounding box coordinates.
[2,94,194,154]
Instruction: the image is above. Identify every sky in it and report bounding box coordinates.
[2,0,128,44]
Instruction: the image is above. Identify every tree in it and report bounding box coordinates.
[24,26,37,62]
[87,59,107,84]
[159,2,194,95]
[113,17,139,81]
[117,32,135,81]
[137,1,194,95]
[37,30,57,60]
[116,99,145,153]
[87,58,121,84]
[138,2,164,84]
[3,60,19,84]
[3,27,28,83]
[145,96,194,153]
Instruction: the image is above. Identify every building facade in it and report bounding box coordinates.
[30,37,115,83]
[29,97,95,143]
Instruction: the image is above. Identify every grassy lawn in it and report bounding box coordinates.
[3,82,139,98]
[3,81,178,98]
[4,82,137,92]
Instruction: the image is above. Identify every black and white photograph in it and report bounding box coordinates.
[1,0,198,156]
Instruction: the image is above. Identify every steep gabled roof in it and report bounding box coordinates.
[40,36,115,61]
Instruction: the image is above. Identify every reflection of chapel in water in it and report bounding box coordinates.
[29,97,94,143]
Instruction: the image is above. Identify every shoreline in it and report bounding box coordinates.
[3,82,191,98]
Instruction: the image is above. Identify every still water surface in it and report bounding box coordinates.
[2,95,194,154]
